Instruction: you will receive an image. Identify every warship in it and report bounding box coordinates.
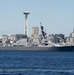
[0,25,74,52]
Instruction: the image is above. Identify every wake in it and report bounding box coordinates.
[0,68,74,73]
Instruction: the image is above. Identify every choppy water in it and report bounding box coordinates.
[0,50,74,75]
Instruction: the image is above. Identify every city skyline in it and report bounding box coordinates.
[0,0,74,36]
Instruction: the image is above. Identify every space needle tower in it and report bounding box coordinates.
[23,10,30,36]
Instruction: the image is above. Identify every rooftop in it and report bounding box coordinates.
[23,10,30,14]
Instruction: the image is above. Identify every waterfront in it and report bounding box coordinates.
[0,50,74,75]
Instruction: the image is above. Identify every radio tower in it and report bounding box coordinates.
[23,10,30,36]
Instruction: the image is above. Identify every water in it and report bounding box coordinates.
[0,50,74,75]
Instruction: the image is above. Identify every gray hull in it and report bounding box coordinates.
[0,46,74,51]
[0,46,52,51]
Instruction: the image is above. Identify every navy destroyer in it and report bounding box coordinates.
[0,11,74,51]
[0,25,74,51]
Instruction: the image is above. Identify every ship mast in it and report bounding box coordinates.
[40,22,46,39]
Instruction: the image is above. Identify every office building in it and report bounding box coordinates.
[32,26,39,38]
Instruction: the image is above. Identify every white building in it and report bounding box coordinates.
[2,35,9,44]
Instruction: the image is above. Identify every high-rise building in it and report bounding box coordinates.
[32,27,39,38]
[70,29,74,38]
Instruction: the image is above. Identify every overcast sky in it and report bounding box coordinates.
[0,0,74,36]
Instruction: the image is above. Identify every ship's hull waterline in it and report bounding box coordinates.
[0,46,74,51]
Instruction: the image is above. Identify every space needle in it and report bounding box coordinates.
[23,10,30,36]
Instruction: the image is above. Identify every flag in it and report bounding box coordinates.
[42,30,47,38]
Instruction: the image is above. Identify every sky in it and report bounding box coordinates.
[0,0,74,37]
